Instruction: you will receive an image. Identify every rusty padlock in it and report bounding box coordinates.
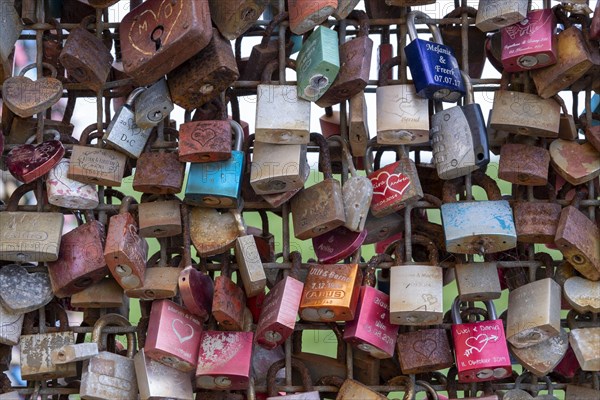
[498,141,550,186]
[212,252,247,331]
[137,195,182,238]
[208,0,267,40]
[288,0,336,35]
[513,184,562,244]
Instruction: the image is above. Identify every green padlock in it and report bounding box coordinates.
[296,26,340,102]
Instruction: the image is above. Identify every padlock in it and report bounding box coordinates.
[59,15,113,91]
[316,10,373,108]
[363,208,404,245]
[208,0,266,40]
[125,239,182,300]
[501,8,557,72]
[352,348,380,386]
[389,233,444,325]
[104,196,149,290]
[145,299,202,372]
[0,182,64,262]
[19,303,77,380]
[510,328,569,377]
[104,87,153,159]
[549,139,600,186]
[47,158,99,209]
[47,210,107,298]
[80,314,138,399]
[364,0,401,19]
[233,211,267,298]
[567,310,600,371]
[288,0,337,35]
[119,0,212,85]
[137,195,182,238]
[441,170,517,254]
[255,251,303,349]
[247,210,276,263]
[212,252,247,331]
[365,141,424,218]
[134,347,194,400]
[506,277,561,348]
[405,11,465,102]
[497,372,536,400]
[313,225,367,265]
[513,184,562,244]
[344,254,399,359]
[291,133,346,240]
[51,342,99,364]
[475,0,528,32]
[167,28,239,111]
[0,301,23,346]
[68,122,128,187]
[556,94,579,141]
[333,0,360,20]
[190,207,240,257]
[322,375,388,400]
[564,276,600,314]
[566,380,600,400]
[0,0,22,81]
[299,259,362,322]
[376,56,430,145]
[498,142,550,186]
[0,263,51,314]
[6,130,65,184]
[397,325,454,375]
[70,277,126,309]
[184,120,245,208]
[296,26,340,102]
[266,359,320,400]
[134,78,174,129]
[431,71,490,180]
[489,73,561,137]
[454,260,501,304]
[349,92,370,157]
[179,99,234,163]
[451,298,512,382]
[250,139,309,195]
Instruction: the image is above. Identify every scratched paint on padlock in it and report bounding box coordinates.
[47,159,99,209]
[196,331,253,373]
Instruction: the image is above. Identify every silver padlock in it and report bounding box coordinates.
[51,343,99,364]
[134,78,174,129]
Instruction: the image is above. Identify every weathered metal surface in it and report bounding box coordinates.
[510,328,569,377]
[563,277,600,313]
[549,139,600,185]
[0,264,54,313]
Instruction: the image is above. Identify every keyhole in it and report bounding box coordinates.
[151,25,164,51]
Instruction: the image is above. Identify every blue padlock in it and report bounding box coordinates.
[404,11,466,102]
[184,120,244,209]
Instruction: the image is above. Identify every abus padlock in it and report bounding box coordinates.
[134,78,174,129]
[145,299,202,372]
[316,10,373,108]
[431,71,490,180]
[296,26,340,102]
[476,0,528,32]
[404,11,465,102]
[184,120,245,209]
[441,171,517,254]
[288,0,336,35]
[501,8,557,72]
[208,0,267,40]
[134,348,194,400]
[104,196,149,290]
[104,87,153,159]
[376,56,430,145]
[451,298,512,383]
[344,254,399,359]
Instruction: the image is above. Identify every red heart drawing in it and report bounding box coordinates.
[7,140,65,183]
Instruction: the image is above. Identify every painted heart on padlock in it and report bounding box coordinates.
[126,0,184,55]
[7,140,65,183]
[549,139,600,185]
[0,264,54,313]
[371,170,411,198]
[2,76,63,118]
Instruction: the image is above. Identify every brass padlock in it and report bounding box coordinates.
[233,211,267,298]
[70,277,126,309]
[510,327,569,377]
[134,347,194,400]
[208,0,267,40]
[137,195,182,238]
[455,260,502,302]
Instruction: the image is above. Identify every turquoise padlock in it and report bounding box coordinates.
[184,120,244,209]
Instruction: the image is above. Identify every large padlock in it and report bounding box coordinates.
[390,233,444,325]
[451,298,512,383]
[6,130,65,184]
[104,196,149,290]
[266,359,320,400]
[344,254,399,359]
[316,10,373,108]
[498,141,550,186]
[431,71,490,180]
[59,15,113,91]
[0,182,64,262]
[441,171,517,254]
[455,261,502,302]
[250,139,309,195]
[475,0,528,32]
[119,0,212,85]
[184,120,245,208]
[167,28,239,111]
[296,26,340,102]
[405,11,465,102]
[137,195,182,238]
[513,184,562,244]
[80,314,138,400]
[47,210,107,298]
[134,347,194,400]
[376,56,430,145]
[145,299,202,372]
[255,251,303,349]
[291,132,346,240]
[70,277,126,310]
[255,59,311,144]
[47,158,99,209]
[365,141,423,218]
[208,0,267,40]
[568,311,600,371]
[212,252,247,331]
[134,78,174,129]
[288,0,336,35]
[233,211,267,298]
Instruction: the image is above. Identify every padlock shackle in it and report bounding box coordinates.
[378,55,402,87]
[416,380,439,400]
[261,58,296,84]
[289,251,302,281]
[267,358,314,397]
[553,94,571,116]
[328,135,357,177]
[6,182,38,212]
[91,313,136,358]
[442,170,502,203]
[310,132,334,179]
[407,11,444,44]
[19,62,58,79]
[364,254,393,287]
[78,122,109,145]
[24,129,61,144]
[347,10,369,38]
[229,119,244,152]
[260,12,288,48]
[460,71,474,105]
[315,375,344,388]
[118,195,136,214]
[451,297,498,324]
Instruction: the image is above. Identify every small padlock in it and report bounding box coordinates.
[476,0,528,32]
[405,11,465,102]
[250,139,309,195]
[288,0,337,35]
[134,78,174,129]
[498,142,550,186]
[349,91,370,157]
[185,120,245,209]
[568,310,600,371]
[455,260,502,302]
[233,211,267,298]
[431,71,490,180]
[312,225,367,265]
[325,375,388,400]
[208,0,267,40]
[137,195,182,238]
[266,359,320,399]
[70,277,126,309]
[6,130,65,184]
[513,184,562,244]
[212,252,247,331]
[564,276,600,314]
[134,347,194,400]
[549,138,600,186]
[352,348,381,386]
[104,196,149,290]
[47,158,99,209]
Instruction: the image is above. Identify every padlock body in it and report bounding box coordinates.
[498,143,550,185]
[208,0,266,40]
[368,159,424,218]
[251,142,308,194]
[312,226,367,264]
[0,302,23,346]
[255,276,303,349]
[451,319,512,382]
[138,200,182,238]
[189,208,239,256]
[514,202,561,243]
[344,286,398,359]
[363,210,404,245]
[20,332,77,380]
[179,120,232,163]
[80,352,138,400]
[242,39,280,81]
[125,266,182,300]
[376,84,430,145]
[569,328,600,371]
[70,277,125,309]
[288,0,336,35]
[134,79,174,129]
[179,267,214,320]
[0,211,63,262]
[349,92,369,157]
[441,200,517,254]
[47,158,99,209]
[390,265,443,325]
[134,348,194,400]
[431,103,490,180]
[104,106,153,159]
[213,275,246,331]
[455,263,502,302]
[68,145,127,187]
[145,299,202,372]
[300,263,362,322]
[337,379,388,400]
[476,0,528,32]
[235,235,267,298]
[195,331,253,390]
[184,150,244,208]
[396,328,454,374]
[132,152,185,194]
[404,39,465,102]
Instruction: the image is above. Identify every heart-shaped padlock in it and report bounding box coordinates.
[549,139,600,185]
[6,131,65,184]
[0,264,54,313]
